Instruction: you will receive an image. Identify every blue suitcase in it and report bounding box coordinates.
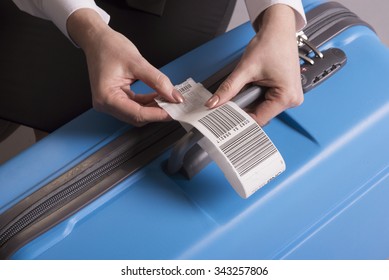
[1,0,389,260]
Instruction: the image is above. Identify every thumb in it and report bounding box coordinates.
[205,67,248,108]
[136,60,183,103]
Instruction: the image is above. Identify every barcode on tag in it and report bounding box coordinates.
[220,124,277,176]
[198,104,249,141]
[177,83,192,94]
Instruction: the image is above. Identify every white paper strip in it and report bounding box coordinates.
[156,78,285,198]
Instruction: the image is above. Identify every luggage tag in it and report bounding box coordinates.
[156,79,285,199]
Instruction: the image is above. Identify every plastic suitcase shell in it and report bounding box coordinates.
[1,0,389,259]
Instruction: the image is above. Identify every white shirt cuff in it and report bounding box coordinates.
[245,0,307,32]
[13,0,110,41]
[43,0,110,41]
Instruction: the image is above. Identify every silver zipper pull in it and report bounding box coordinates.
[299,50,315,65]
[297,31,324,64]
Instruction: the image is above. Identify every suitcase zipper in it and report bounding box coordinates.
[0,1,374,259]
[304,10,358,39]
[0,145,144,247]
[299,1,373,52]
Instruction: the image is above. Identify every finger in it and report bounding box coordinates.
[99,91,171,126]
[121,78,173,107]
[136,106,172,125]
[121,85,135,98]
[250,99,284,127]
[121,86,158,105]
[132,92,159,105]
[136,60,183,103]
[144,98,161,108]
[250,88,303,126]
[205,66,250,108]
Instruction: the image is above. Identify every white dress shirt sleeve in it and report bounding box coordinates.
[245,0,307,32]
[12,0,110,41]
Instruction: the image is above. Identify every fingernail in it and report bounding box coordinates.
[205,95,219,108]
[172,89,184,103]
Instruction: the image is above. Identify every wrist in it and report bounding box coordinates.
[66,8,111,52]
[255,4,297,35]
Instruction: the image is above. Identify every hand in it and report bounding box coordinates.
[205,4,303,126]
[67,9,183,126]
